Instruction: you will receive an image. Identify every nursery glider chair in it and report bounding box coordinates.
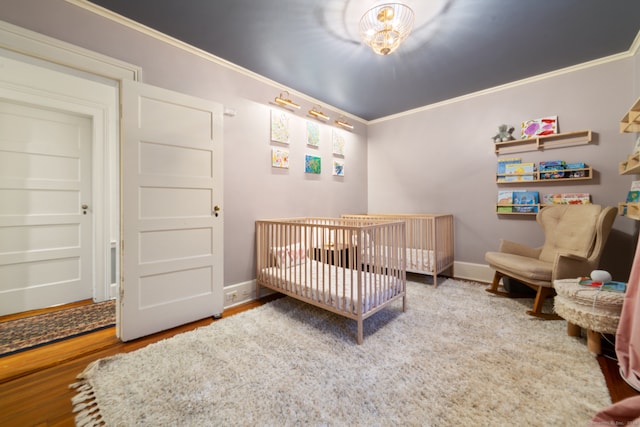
[484,204,617,319]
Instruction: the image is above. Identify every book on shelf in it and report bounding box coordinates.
[627,191,640,203]
[504,162,535,182]
[497,158,521,182]
[630,181,640,191]
[497,157,521,174]
[539,160,566,179]
[512,190,539,213]
[497,190,513,213]
[559,193,591,205]
[565,162,588,178]
[542,193,591,205]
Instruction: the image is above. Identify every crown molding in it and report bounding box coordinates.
[65,0,364,125]
[370,44,639,124]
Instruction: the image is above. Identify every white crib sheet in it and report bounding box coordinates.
[260,260,403,314]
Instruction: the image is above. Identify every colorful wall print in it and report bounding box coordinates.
[332,129,345,155]
[521,116,558,139]
[271,147,290,169]
[307,121,320,147]
[304,154,321,174]
[333,159,345,176]
[270,109,290,144]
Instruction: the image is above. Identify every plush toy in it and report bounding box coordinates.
[492,124,516,142]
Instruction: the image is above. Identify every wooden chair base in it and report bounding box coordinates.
[486,288,536,299]
[527,310,562,320]
[487,271,560,320]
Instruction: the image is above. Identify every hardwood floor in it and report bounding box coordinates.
[0,295,638,427]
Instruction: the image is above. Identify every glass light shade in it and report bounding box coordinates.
[359,3,415,55]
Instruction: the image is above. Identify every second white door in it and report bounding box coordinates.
[0,100,93,315]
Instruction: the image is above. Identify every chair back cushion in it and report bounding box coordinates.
[538,205,601,263]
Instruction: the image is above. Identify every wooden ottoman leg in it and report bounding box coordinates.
[567,322,581,337]
[586,329,602,355]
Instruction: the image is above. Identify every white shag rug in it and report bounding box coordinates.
[71,279,610,426]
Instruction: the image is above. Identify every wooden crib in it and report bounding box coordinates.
[255,217,407,344]
[342,214,454,287]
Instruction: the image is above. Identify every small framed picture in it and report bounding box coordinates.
[270,110,290,144]
[271,147,289,169]
[521,116,558,139]
[307,121,320,147]
[332,130,345,155]
[304,155,321,174]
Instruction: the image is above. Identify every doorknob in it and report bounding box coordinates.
[81,204,89,215]
[213,205,221,217]
[82,204,88,210]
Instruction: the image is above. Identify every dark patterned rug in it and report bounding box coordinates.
[0,300,116,357]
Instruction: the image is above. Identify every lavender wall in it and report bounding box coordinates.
[1,0,638,284]
[368,56,639,280]
[0,0,369,286]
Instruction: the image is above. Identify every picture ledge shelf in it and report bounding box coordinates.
[618,202,640,220]
[619,153,640,175]
[620,96,640,133]
[493,130,592,155]
[496,167,592,184]
[497,203,592,215]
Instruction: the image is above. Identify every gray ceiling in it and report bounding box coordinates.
[88,0,640,121]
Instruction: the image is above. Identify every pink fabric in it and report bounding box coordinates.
[590,395,640,425]
[616,237,640,391]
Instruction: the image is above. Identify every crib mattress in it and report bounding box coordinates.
[260,260,403,314]
[366,248,449,273]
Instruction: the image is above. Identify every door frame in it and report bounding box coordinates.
[0,21,140,306]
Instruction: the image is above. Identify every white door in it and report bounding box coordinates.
[0,100,93,315]
[120,80,224,341]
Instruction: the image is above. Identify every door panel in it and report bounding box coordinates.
[0,101,92,315]
[120,79,223,341]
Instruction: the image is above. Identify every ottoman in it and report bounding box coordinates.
[553,278,625,355]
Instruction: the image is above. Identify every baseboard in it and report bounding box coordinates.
[223,280,274,309]
[452,261,493,284]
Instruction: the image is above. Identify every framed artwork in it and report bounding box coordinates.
[271,147,289,169]
[333,159,344,176]
[307,121,320,147]
[270,109,290,144]
[304,154,321,174]
[521,116,558,139]
[332,130,345,155]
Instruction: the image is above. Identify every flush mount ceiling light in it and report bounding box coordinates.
[308,105,330,121]
[359,3,415,55]
[335,116,354,130]
[274,91,300,110]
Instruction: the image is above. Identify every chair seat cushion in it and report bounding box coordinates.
[485,251,552,282]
